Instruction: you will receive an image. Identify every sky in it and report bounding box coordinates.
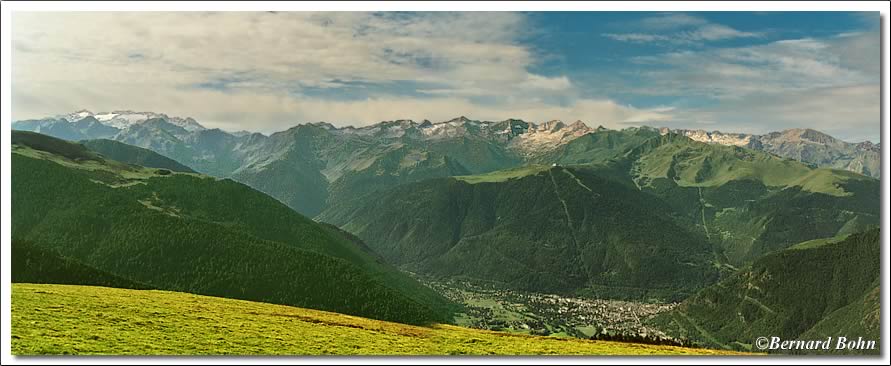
[11,11,881,142]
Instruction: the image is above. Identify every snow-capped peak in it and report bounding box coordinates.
[61,110,95,122]
[57,110,207,132]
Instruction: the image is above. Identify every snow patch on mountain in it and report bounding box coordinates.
[61,110,94,123]
[57,110,207,132]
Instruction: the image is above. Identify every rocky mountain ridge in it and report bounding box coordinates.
[661,127,880,178]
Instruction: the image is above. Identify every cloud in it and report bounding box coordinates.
[630,31,878,100]
[603,13,761,44]
[520,74,573,91]
[12,11,590,129]
[684,24,760,42]
[637,13,707,30]
[10,12,879,142]
[602,33,669,43]
[624,27,880,142]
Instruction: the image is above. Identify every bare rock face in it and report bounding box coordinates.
[509,120,593,157]
[666,129,759,149]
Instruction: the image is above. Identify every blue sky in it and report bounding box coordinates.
[11,11,881,141]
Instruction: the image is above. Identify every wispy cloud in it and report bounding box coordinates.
[630,31,877,99]
[603,13,761,44]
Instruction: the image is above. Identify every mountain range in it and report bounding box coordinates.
[12,110,880,270]
[9,109,882,353]
[12,111,882,218]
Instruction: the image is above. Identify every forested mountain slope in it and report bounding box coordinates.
[320,164,721,301]
[81,138,196,173]
[647,228,880,354]
[11,131,455,325]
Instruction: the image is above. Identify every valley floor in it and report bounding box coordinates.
[416,276,677,341]
[10,284,745,356]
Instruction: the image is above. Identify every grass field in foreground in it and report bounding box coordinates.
[11,284,747,355]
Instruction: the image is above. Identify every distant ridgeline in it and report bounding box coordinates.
[11,131,456,325]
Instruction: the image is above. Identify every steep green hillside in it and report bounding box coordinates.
[12,130,102,161]
[320,164,720,300]
[12,240,152,290]
[647,228,880,354]
[11,284,743,355]
[798,282,881,355]
[327,146,470,208]
[549,131,879,264]
[82,139,196,173]
[541,127,662,165]
[11,131,453,324]
[423,136,522,174]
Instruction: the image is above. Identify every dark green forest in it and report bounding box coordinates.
[12,240,153,290]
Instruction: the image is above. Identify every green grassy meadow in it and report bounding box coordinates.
[453,164,550,184]
[11,284,747,356]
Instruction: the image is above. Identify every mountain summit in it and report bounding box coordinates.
[56,110,207,132]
